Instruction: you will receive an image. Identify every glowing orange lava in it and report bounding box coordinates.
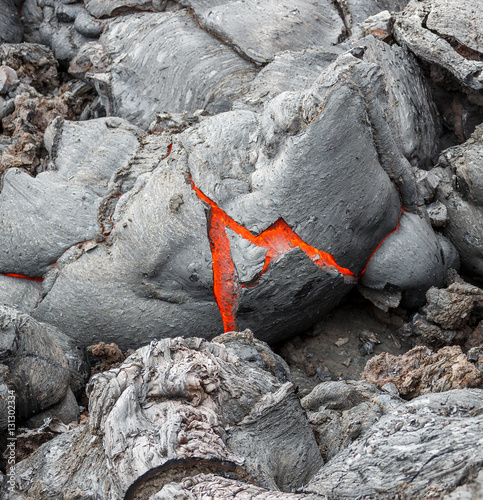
[191,179,357,332]
[2,273,43,282]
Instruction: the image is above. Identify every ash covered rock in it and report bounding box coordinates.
[301,380,401,461]
[394,0,483,91]
[303,389,483,498]
[361,345,483,397]
[6,337,322,498]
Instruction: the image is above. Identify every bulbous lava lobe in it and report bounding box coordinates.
[0,40,453,348]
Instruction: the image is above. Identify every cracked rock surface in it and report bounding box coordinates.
[394,0,483,91]
[304,389,483,499]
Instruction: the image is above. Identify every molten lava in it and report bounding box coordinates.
[191,179,357,332]
[2,273,43,282]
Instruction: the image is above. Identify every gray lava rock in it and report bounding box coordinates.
[0,306,88,427]
[21,0,104,62]
[0,0,23,44]
[0,39,445,349]
[435,124,483,281]
[399,277,483,349]
[25,387,80,427]
[301,380,401,461]
[303,389,483,498]
[182,0,345,65]
[360,211,451,307]
[237,48,345,108]
[427,199,448,227]
[0,275,42,312]
[70,11,257,129]
[0,117,142,277]
[6,338,322,498]
[394,0,483,91]
[84,0,175,17]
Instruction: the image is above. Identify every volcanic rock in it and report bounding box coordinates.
[0,43,59,93]
[0,275,42,312]
[139,476,322,500]
[0,0,23,44]
[303,389,483,498]
[21,0,103,63]
[0,38,450,348]
[0,116,143,276]
[394,0,483,91]
[70,10,258,128]
[361,345,483,397]
[0,44,95,177]
[301,380,401,460]
[397,274,483,349]
[435,124,483,281]
[5,337,322,498]
[0,306,88,427]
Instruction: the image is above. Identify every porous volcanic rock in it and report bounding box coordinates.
[5,337,322,498]
[361,345,483,397]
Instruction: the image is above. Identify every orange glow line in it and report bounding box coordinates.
[358,211,403,278]
[2,273,43,282]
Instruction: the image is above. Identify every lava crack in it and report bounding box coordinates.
[191,178,357,332]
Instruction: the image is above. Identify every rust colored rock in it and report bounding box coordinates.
[0,43,59,94]
[87,341,125,371]
[361,345,483,398]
